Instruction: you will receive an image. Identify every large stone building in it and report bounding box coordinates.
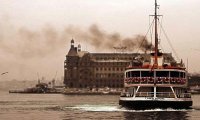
[64,39,175,88]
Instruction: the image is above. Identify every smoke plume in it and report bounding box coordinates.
[63,24,153,52]
[0,23,152,59]
[0,20,152,81]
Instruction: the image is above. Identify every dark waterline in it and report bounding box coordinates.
[0,91,200,120]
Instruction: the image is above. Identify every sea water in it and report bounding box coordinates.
[0,91,200,120]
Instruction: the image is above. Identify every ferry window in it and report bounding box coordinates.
[126,72,131,77]
[141,71,153,77]
[170,71,179,77]
[180,72,185,78]
[156,71,169,77]
[131,71,140,77]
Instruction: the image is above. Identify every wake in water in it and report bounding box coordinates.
[65,104,120,112]
[65,104,192,112]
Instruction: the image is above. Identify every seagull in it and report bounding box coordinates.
[1,72,8,75]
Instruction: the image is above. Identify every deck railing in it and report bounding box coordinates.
[177,93,191,98]
[124,77,186,85]
[136,92,175,98]
[120,92,191,98]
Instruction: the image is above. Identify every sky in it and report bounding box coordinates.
[0,0,200,81]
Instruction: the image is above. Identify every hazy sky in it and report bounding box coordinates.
[0,0,200,81]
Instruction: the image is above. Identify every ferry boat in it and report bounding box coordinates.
[119,0,193,109]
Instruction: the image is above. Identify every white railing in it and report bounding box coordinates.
[135,92,175,98]
[177,93,191,98]
[121,92,191,98]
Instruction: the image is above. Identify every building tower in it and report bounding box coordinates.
[78,44,81,52]
[64,39,79,87]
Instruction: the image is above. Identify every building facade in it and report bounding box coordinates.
[64,39,175,88]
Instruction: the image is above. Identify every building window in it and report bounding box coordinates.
[70,83,73,87]
[121,74,124,78]
[112,74,115,77]
[108,74,111,77]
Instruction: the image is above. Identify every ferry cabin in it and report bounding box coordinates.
[122,69,191,99]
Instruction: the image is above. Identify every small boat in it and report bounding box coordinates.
[119,0,193,110]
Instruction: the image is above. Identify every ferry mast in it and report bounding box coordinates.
[153,0,159,99]
[154,0,158,68]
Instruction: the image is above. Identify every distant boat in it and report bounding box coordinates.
[9,82,61,94]
[119,0,193,109]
